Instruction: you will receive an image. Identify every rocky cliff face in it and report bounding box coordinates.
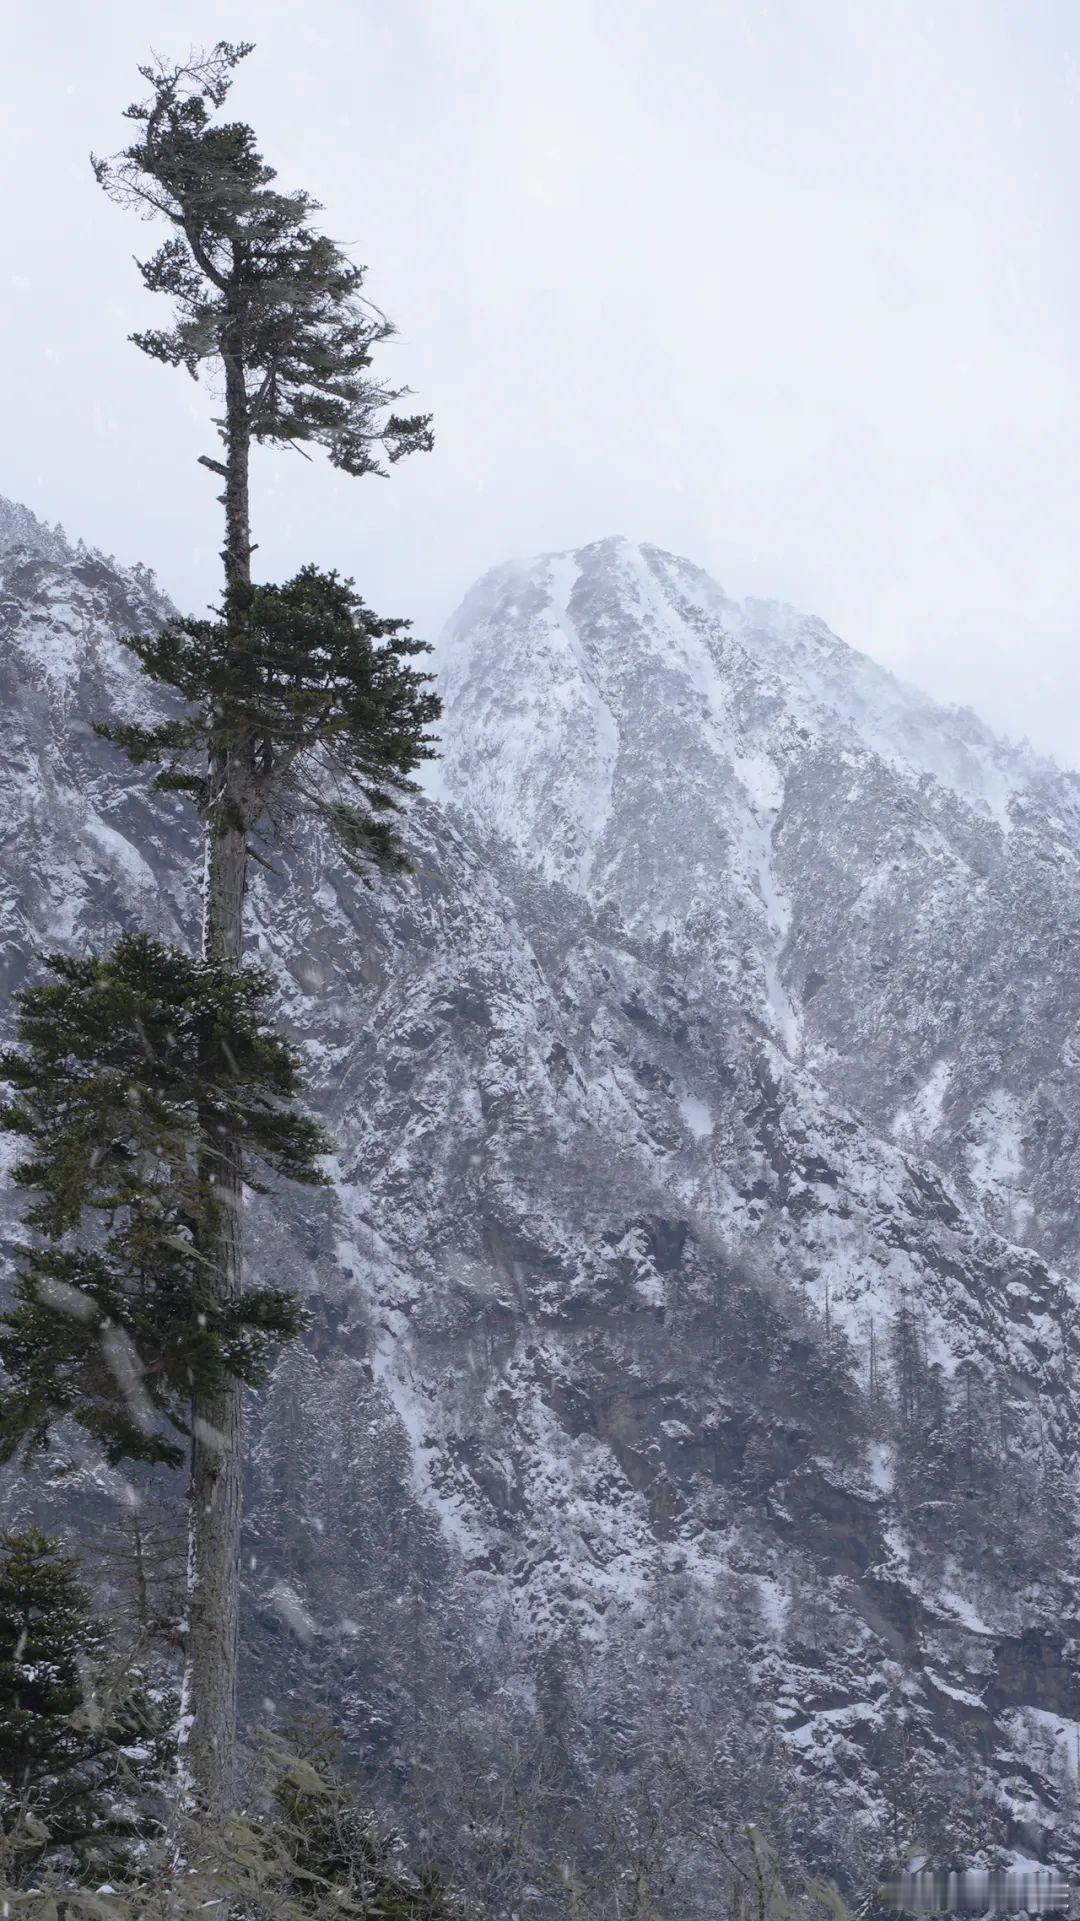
[4,503,1080,1894]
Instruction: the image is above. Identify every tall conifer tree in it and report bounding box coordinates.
[0,1529,165,1879]
[92,42,437,1807]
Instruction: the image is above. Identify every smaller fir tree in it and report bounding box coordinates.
[0,932,329,1468]
[0,1529,165,1880]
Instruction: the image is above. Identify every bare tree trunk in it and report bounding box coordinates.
[220,342,252,593]
[182,330,253,1812]
[184,1170,243,1806]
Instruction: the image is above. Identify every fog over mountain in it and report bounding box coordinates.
[4,494,1080,1901]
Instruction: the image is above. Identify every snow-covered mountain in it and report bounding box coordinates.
[4,503,1080,1898]
[434,537,1080,1262]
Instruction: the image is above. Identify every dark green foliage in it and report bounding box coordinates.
[0,933,328,1467]
[99,566,441,876]
[0,1244,307,1470]
[0,1530,102,1813]
[91,41,433,478]
[0,1529,167,1879]
[2,933,328,1224]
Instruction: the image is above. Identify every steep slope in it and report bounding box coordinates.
[3,502,1080,1899]
[0,504,186,962]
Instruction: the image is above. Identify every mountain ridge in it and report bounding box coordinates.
[3,497,1080,1895]
[433,534,1067,845]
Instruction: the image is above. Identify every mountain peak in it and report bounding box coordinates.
[434,537,1058,883]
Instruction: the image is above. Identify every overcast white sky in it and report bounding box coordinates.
[6,1,1080,761]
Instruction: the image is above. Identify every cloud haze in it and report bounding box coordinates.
[6,1,1080,761]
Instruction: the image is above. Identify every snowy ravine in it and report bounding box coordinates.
[4,500,1080,1880]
